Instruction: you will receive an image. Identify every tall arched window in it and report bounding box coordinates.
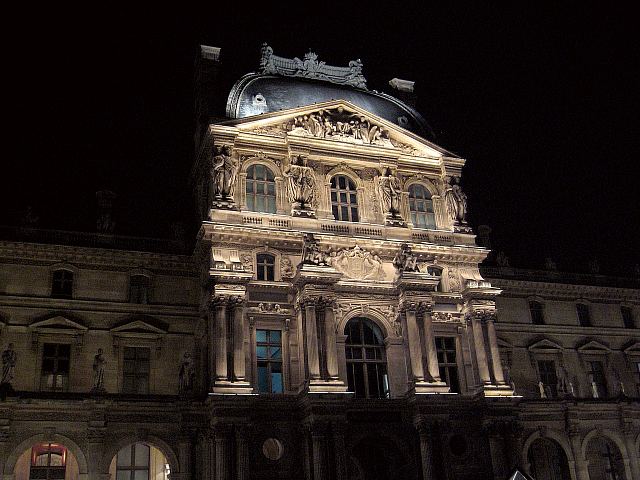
[256,253,275,281]
[246,164,276,213]
[345,317,388,398]
[331,175,359,222]
[408,184,435,229]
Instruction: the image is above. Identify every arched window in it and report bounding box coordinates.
[345,317,388,398]
[527,438,570,480]
[408,184,435,229]
[246,164,276,213]
[30,443,67,480]
[331,175,359,222]
[51,270,73,299]
[256,253,275,281]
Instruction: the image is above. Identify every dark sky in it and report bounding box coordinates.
[2,6,638,275]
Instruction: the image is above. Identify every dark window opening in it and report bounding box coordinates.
[587,360,608,398]
[330,175,359,222]
[51,270,73,299]
[40,343,71,392]
[537,359,558,398]
[129,275,150,304]
[436,337,460,393]
[622,306,635,329]
[529,301,545,325]
[122,347,150,394]
[256,254,276,281]
[256,329,283,393]
[345,317,388,398]
[577,303,591,327]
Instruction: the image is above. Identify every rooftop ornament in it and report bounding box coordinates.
[259,43,368,90]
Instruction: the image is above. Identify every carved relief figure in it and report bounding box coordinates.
[210,145,238,201]
[1,343,16,385]
[327,245,384,280]
[302,233,328,266]
[444,177,468,224]
[393,243,419,272]
[377,167,402,220]
[179,352,195,393]
[280,256,294,278]
[284,155,316,210]
[92,348,106,391]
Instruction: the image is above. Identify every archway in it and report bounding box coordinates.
[13,442,80,480]
[527,437,570,480]
[108,443,170,480]
[586,436,626,480]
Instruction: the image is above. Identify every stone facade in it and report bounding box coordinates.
[0,45,638,480]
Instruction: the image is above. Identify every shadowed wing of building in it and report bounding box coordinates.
[0,43,639,480]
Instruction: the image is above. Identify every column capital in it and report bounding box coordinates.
[464,309,496,325]
[399,299,432,314]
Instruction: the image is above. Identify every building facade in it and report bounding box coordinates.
[0,45,638,480]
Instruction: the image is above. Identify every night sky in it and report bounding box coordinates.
[2,6,638,275]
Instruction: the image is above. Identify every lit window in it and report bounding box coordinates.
[345,318,388,398]
[529,301,545,325]
[436,337,460,393]
[129,275,150,304]
[246,164,276,213]
[537,360,558,398]
[116,443,150,480]
[256,254,275,281]
[30,443,67,480]
[576,303,591,327]
[408,184,435,229]
[256,329,283,393]
[122,347,150,394]
[40,343,71,392]
[622,306,635,329]
[51,270,73,299]
[330,175,359,222]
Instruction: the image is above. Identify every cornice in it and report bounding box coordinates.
[495,321,640,340]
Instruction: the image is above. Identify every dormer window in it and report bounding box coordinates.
[51,270,73,299]
[330,175,359,222]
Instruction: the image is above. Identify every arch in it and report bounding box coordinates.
[581,428,629,463]
[521,429,576,469]
[4,432,89,478]
[324,164,364,189]
[241,155,283,178]
[100,434,180,475]
[525,435,573,480]
[403,177,439,198]
[338,308,391,340]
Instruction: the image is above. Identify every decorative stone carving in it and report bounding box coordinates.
[240,254,253,272]
[286,108,392,146]
[1,343,16,385]
[283,155,316,216]
[326,245,384,280]
[280,256,294,278]
[259,43,368,89]
[179,352,195,393]
[210,145,239,207]
[377,167,405,226]
[444,177,470,232]
[302,233,328,266]
[447,267,461,291]
[393,243,419,272]
[91,348,106,393]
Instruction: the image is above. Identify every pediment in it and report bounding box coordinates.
[577,340,611,354]
[528,338,563,352]
[29,315,88,332]
[218,100,457,159]
[110,316,167,336]
[623,342,640,355]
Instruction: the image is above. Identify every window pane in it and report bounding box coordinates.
[270,347,281,359]
[257,364,269,393]
[134,444,150,467]
[270,330,281,343]
[257,346,268,359]
[134,471,149,480]
[117,446,132,467]
[116,471,129,480]
[341,206,348,220]
[271,372,283,393]
[351,208,359,222]
[256,330,267,343]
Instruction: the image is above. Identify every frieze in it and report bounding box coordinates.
[249,303,291,315]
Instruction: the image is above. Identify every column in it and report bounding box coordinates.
[470,314,491,385]
[214,299,228,381]
[236,427,249,480]
[305,301,321,380]
[214,428,230,480]
[405,306,425,382]
[333,423,347,480]
[485,423,508,479]
[311,425,327,480]
[485,315,506,385]
[324,301,339,379]
[416,422,435,480]
[422,308,441,382]
[623,427,640,480]
[232,299,246,381]
[569,431,589,480]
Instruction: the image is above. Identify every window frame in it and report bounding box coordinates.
[255,329,284,394]
[115,443,151,480]
[536,359,559,398]
[129,274,151,304]
[51,269,74,299]
[29,443,67,480]
[576,303,592,327]
[40,342,72,392]
[529,300,545,325]
[408,183,436,229]
[122,346,151,394]
[330,174,360,222]
[255,253,276,282]
[344,317,389,399]
[621,306,635,329]
[435,336,460,393]
[245,164,277,214]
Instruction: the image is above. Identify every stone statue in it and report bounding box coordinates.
[591,381,599,398]
[377,167,403,222]
[280,256,294,278]
[92,348,106,392]
[179,352,195,393]
[302,233,328,266]
[538,381,547,399]
[210,145,238,201]
[1,343,17,385]
[284,155,316,213]
[393,243,419,272]
[444,177,468,224]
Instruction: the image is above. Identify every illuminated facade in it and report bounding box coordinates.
[0,44,638,480]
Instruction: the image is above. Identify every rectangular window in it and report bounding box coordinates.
[435,337,460,393]
[622,306,635,329]
[587,360,608,398]
[40,343,71,392]
[529,301,545,325]
[256,329,283,393]
[51,270,73,299]
[577,303,591,327]
[122,347,150,394]
[129,275,150,304]
[537,360,558,398]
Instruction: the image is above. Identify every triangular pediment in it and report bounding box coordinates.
[623,342,640,355]
[111,316,167,335]
[30,315,88,332]
[577,340,611,354]
[216,100,458,159]
[528,338,563,352]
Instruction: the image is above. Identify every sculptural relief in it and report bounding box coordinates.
[1,343,16,385]
[377,167,405,226]
[283,155,316,216]
[301,233,328,266]
[444,177,470,231]
[280,256,294,278]
[393,243,419,272]
[210,145,239,207]
[179,352,195,393]
[92,348,106,392]
[326,245,385,280]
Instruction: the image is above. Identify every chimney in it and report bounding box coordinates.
[389,78,417,107]
[96,190,117,234]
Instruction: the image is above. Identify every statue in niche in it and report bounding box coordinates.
[210,145,238,201]
[1,343,17,385]
[377,167,403,223]
[284,155,316,213]
[280,256,294,278]
[301,233,328,266]
[179,352,195,393]
[444,177,468,225]
[393,243,419,272]
[91,348,106,392]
